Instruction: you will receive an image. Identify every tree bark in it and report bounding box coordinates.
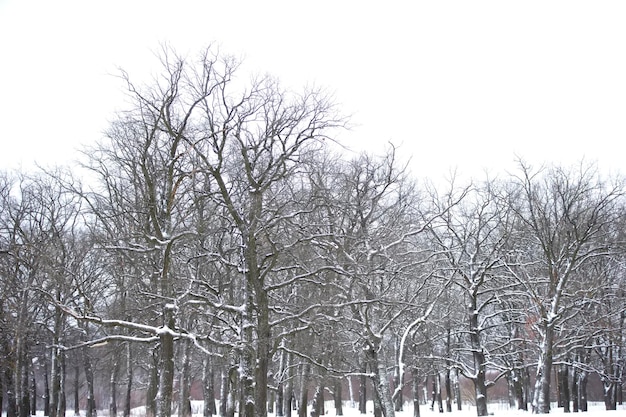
[507,372,515,408]
[110,354,119,417]
[365,342,395,417]
[0,375,3,417]
[83,346,97,417]
[59,352,66,417]
[31,371,36,416]
[5,365,17,417]
[254,287,271,417]
[394,338,403,412]
[445,368,452,413]
[469,295,488,417]
[532,325,554,414]
[578,369,588,412]
[276,381,284,417]
[202,356,216,417]
[411,369,420,417]
[49,305,62,417]
[334,378,343,416]
[435,373,443,413]
[219,370,228,417]
[310,384,322,417]
[124,343,133,417]
[178,340,192,417]
[297,364,309,417]
[18,348,30,417]
[282,353,293,417]
[571,364,579,413]
[358,361,367,414]
[512,367,525,410]
[240,286,256,417]
[73,364,80,416]
[43,359,50,417]
[146,346,159,417]
[226,364,238,417]
[558,363,570,412]
[155,307,175,417]
[373,393,382,417]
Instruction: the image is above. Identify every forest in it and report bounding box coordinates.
[1,46,625,417]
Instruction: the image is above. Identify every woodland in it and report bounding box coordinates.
[1,46,625,417]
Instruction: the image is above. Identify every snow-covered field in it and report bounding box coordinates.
[10,402,624,417]
[176,401,626,417]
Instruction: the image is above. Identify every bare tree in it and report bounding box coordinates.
[505,161,624,414]
[304,147,457,417]
[426,178,516,416]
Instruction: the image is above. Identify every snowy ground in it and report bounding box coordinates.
[181,401,626,417]
[10,401,624,417]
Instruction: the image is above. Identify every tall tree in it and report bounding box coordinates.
[506,161,623,414]
[427,179,515,416]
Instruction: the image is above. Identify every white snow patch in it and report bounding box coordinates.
[19,400,625,417]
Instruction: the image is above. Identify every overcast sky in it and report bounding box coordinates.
[1,1,625,181]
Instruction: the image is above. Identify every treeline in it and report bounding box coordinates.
[0,46,625,417]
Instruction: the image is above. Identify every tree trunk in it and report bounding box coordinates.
[178,340,192,417]
[532,325,554,414]
[31,371,36,416]
[558,363,570,412]
[268,391,275,414]
[602,343,617,411]
[110,354,119,417]
[219,370,228,417]
[310,384,322,417]
[578,369,588,412]
[146,346,159,417]
[366,343,395,417]
[240,283,256,417]
[435,373,443,413]
[612,345,621,407]
[226,364,237,417]
[394,338,403,412]
[603,382,616,411]
[411,369,420,417]
[276,381,284,417]
[59,352,66,417]
[453,368,462,411]
[469,297,488,417]
[511,367,525,410]
[43,359,50,417]
[202,356,216,417]
[507,372,515,408]
[83,346,97,417]
[297,364,309,417]
[49,306,62,417]
[124,343,133,417]
[49,349,60,417]
[5,365,17,417]
[445,368,452,412]
[73,364,80,416]
[155,307,175,417]
[252,280,271,417]
[334,378,343,416]
[571,364,579,413]
[429,375,435,411]
[282,354,293,417]
[444,328,452,413]
[0,375,3,417]
[373,384,382,417]
[18,348,30,417]
[358,362,367,414]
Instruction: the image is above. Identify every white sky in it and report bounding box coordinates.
[1,1,625,181]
